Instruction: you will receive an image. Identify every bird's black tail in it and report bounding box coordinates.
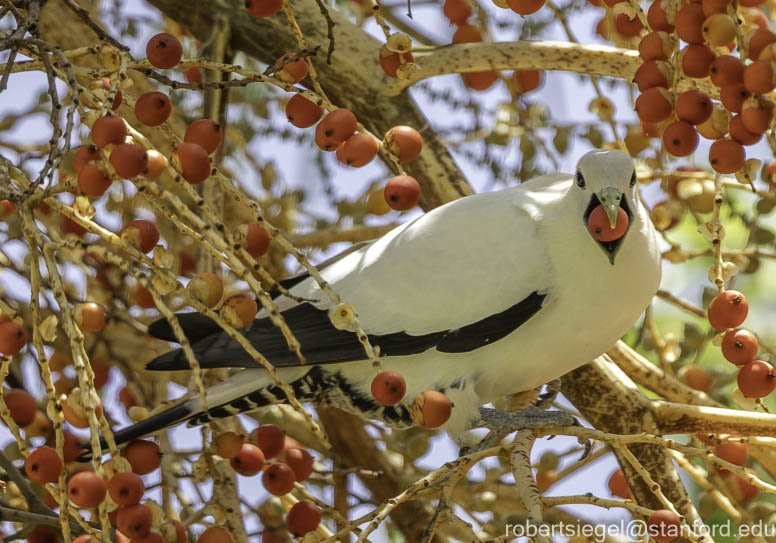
[76,401,196,462]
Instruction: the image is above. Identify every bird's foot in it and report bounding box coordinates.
[535,378,562,410]
[460,406,576,455]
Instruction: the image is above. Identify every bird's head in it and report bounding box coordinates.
[574,149,637,265]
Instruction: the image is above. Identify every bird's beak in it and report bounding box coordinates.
[597,187,623,229]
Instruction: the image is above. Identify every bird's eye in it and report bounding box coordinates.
[630,170,637,187]
[576,171,586,189]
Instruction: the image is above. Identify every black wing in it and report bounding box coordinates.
[146,292,547,371]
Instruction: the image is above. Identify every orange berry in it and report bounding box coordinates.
[452,23,482,43]
[67,470,107,508]
[461,71,499,91]
[702,13,736,46]
[662,121,699,157]
[708,290,749,329]
[285,94,322,128]
[74,302,106,332]
[647,0,674,32]
[713,440,748,465]
[681,44,716,78]
[535,469,557,492]
[108,471,145,506]
[198,526,233,543]
[251,424,286,459]
[738,360,776,398]
[184,66,202,84]
[215,431,244,459]
[318,109,357,143]
[1,199,14,217]
[587,205,629,240]
[146,33,182,69]
[443,0,472,23]
[746,28,776,60]
[0,321,27,355]
[638,32,673,61]
[23,410,52,438]
[230,443,265,476]
[721,329,759,365]
[379,48,414,78]
[279,448,314,482]
[384,175,421,211]
[73,145,102,174]
[743,60,776,94]
[634,60,673,91]
[337,133,378,167]
[709,138,745,174]
[117,503,153,538]
[510,70,543,94]
[647,510,681,543]
[221,293,258,328]
[274,53,308,84]
[709,55,744,87]
[91,114,126,148]
[27,526,61,543]
[416,390,452,428]
[234,223,270,258]
[25,446,63,484]
[384,126,423,163]
[506,0,545,15]
[186,272,224,308]
[371,370,407,406]
[741,96,773,133]
[286,501,321,537]
[110,143,148,179]
[77,163,112,197]
[614,13,643,38]
[677,365,711,393]
[720,83,751,113]
[675,3,706,44]
[135,91,172,126]
[607,469,632,499]
[635,87,673,124]
[315,122,339,151]
[702,0,729,16]
[262,462,296,496]
[184,119,223,155]
[675,90,713,125]
[245,0,283,17]
[173,142,211,184]
[141,149,167,179]
[122,219,160,254]
[124,439,162,475]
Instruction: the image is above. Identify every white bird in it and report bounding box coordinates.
[91,149,661,453]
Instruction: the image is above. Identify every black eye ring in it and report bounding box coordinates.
[630,170,637,187]
[576,171,585,189]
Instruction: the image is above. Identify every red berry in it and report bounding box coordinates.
[713,440,748,465]
[675,3,706,44]
[251,424,285,459]
[73,145,102,174]
[173,142,211,184]
[384,175,421,211]
[506,0,546,15]
[461,71,499,91]
[198,526,233,543]
[184,120,223,155]
[384,126,422,163]
[738,360,776,398]
[122,219,160,254]
[185,66,202,84]
[443,0,472,24]
[77,163,112,197]
[337,133,378,167]
[722,329,759,365]
[135,91,172,126]
[230,443,265,476]
[235,223,271,259]
[222,293,258,327]
[142,149,167,179]
[286,501,321,536]
[416,390,452,428]
[708,290,748,329]
[25,446,63,484]
[709,138,745,174]
[661,121,698,157]
[274,53,308,84]
[67,470,107,508]
[677,366,710,393]
[27,526,61,543]
[124,439,161,475]
[108,472,145,506]
[371,371,407,406]
[635,88,673,123]
[587,205,628,241]
[245,0,283,17]
[285,94,322,128]
[607,469,631,499]
[675,90,713,125]
[91,114,126,149]
[279,448,314,482]
[647,0,674,32]
[5,388,36,426]
[318,109,357,143]
[146,33,183,69]
[262,462,296,496]
[110,143,148,179]
[116,503,153,538]
[379,48,414,78]
[647,510,682,542]
[0,321,27,355]
[709,55,744,87]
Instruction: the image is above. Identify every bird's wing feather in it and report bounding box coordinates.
[146,175,568,371]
